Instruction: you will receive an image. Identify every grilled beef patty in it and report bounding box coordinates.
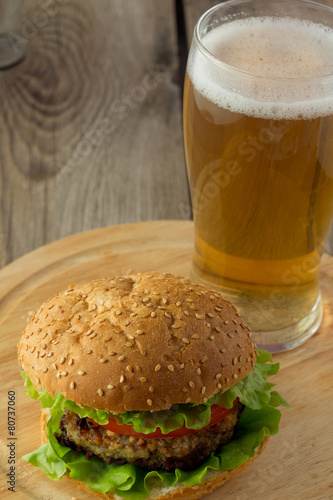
[56,402,243,472]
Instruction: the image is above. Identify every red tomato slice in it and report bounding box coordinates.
[90,398,239,439]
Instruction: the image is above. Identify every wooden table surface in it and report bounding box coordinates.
[1,0,333,269]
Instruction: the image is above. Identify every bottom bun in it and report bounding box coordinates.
[41,409,269,500]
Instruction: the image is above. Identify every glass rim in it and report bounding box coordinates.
[194,0,333,83]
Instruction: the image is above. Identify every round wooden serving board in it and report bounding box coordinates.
[0,221,333,500]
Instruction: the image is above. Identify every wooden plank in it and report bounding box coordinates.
[0,221,332,499]
[0,0,190,268]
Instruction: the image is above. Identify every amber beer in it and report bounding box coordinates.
[184,1,333,350]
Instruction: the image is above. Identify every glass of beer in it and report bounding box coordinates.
[183,0,333,352]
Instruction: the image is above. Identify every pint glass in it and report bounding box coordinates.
[183,0,333,351]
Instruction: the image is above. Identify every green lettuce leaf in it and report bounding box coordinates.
[21,349,288,500]
[21,350,286,435]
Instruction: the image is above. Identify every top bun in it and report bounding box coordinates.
[18,272,256,413]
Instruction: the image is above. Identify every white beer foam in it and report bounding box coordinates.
[188,17,333,119]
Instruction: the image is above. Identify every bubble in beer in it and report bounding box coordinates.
[189,16,333,120]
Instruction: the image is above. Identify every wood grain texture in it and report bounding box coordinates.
[0,221,332,500]
[0,0,190,268]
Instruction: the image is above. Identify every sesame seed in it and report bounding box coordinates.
[215,307,223,312]
[217,383,222,389]
[168,365,174,372]
[195,313,203,319]
[232,358,238,365]
[224,320,230,325]
[124,320,130,327]
[40,353,46,358]
[61,371,68,376]
[100,358,108,363]
[203,397,208,403]
[185,397,191,403]
[78,371,85,376]
[128,335,135,340]
[215,327,221,333]
[118,355,125,361]
[221,362,227,367]
[68,358,74,365]
[209,335,215,340]
[120,375,125,383]
[142,297,149,303]
[216,373,222,379]
[182,387,188,393]
[201,386,206,394]
[86,349,92,354]
[149,386,154,393]
[60,357,66,364]
[206,323,211,328]
[162,298,168,304]
[139,377,147,382]
[130,312,137,317]
[232,373,238,379]
[184,311,189,316]
[107,384,114,390]
[196,368,201,376]
[171,324,180,329]
[52,363,58,370]
[164,312,171,319]
[227,333,234,338]
[36,377,41,384]
[125,342,133,347]
[155,364,161,372]
[97,388,104,397]
[116,310,122,316]
[186,298,194,302]
[56,372,61,379]
[41,343,47,350]
[42,367,48,373]
[189,381,195,388]
[126,365,133,372]
[191,334,199,339]
[180,363,185,370]
[137,330,144,335]
[147,399,153,406]
[151,311,156,318]
[207,313,214,318]
[201,356,208,363]
[239,355,243,362]
[90,333,97,339]
[237,343,243,349]
[182,338,189,344]
[70,381,75,389]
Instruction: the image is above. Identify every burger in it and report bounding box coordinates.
[18,272,287,500]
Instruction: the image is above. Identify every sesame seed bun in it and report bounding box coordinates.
[18,272,257,413]
[41,408,268,500]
